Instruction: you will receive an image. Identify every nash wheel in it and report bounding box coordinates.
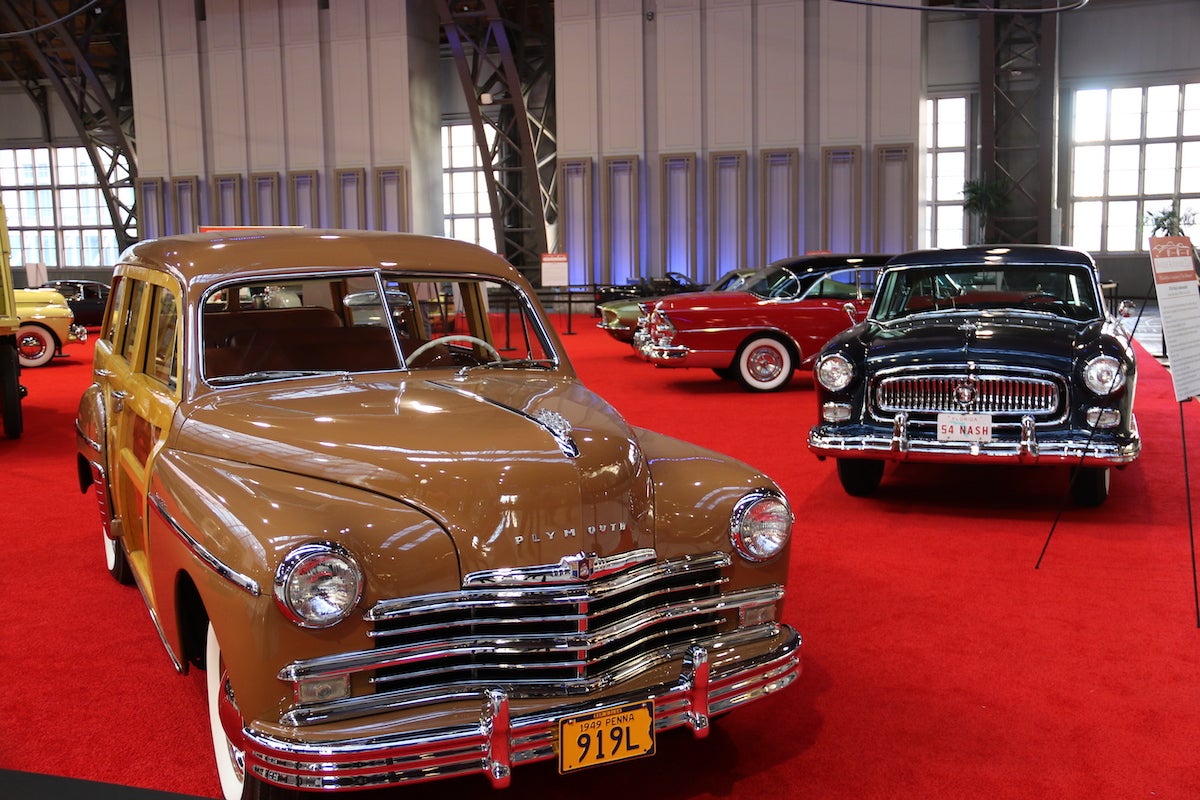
[206,624,301,800]
[836,459,884,497]
[16,324,55,368]
[735,336,794,392]
[1,337,22,438]
[1070,466,1110,507]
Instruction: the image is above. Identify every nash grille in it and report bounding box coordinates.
[873,371,1064,420]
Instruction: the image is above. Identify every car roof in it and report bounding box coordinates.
[117,229,526,299]
[766,253,892,272]
[884,245,1095,270]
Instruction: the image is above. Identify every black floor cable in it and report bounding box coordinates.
[1034,285,1153,570]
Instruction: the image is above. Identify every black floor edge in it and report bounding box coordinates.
[0,770,209,800]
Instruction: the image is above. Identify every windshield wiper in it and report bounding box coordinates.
[455,358,557,377]
[207,370,341,385]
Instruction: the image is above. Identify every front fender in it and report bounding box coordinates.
[634,427,793,591]
[145,450,462,727]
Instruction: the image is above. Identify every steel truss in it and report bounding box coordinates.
[436,0,557,272]
[0,0,136,251]
[978,1,1057,244]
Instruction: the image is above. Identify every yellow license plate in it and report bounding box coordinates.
[558,700,655,773]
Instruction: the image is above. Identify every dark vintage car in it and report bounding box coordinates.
[75,229,800,798]
[596,268,756,345]
[807,245,1141,506]
[42,278,111,327]
[640,254,893,391]
[593,271,701,312]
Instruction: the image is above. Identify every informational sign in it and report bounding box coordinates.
[541,253,570,288]
[1149,236,1200,402]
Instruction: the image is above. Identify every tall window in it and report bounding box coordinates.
[441,123,497,252]
[0,146,133,271]
[1069,82,1200,251]
[922,96,969,248]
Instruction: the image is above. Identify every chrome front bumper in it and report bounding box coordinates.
[242,626,801,791]
[808,414,1141,466]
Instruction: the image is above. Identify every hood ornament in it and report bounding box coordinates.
[534,408,579,459]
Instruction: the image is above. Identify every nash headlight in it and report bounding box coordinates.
[816,352,855,392]
[730,489,793,562]
[275,542,363,628]
[1083,354,1125,396]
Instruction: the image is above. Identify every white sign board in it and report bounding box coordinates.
[1149,236,1200,402]
[541,253,570,288]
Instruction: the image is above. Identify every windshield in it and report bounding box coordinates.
[743,265,828,300]
[200,272,556,384]
[870,264,1103,323]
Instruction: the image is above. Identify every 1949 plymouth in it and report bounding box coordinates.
[76,229,801,798]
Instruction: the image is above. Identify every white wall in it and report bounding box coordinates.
[123,0,440,237]
[556,0,921,286]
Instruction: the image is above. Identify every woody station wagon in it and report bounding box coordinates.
[75,229,801,798]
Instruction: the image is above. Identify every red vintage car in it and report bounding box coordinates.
[640,254,892,391]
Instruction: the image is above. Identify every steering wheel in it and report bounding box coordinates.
[407,335,502,366]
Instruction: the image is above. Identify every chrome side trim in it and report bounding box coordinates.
[148,493,261,597]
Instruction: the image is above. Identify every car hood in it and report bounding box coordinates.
[175,372,654,575]
[864,312,1095,371]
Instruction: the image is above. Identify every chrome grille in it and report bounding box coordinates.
[874,372,1062,418]
[366,551,730,693]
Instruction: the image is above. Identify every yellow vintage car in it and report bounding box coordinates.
[75,229,800,799]
[14,287,87,368]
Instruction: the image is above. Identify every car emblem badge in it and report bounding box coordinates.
[563,552,596,581]
[954,381,977,406]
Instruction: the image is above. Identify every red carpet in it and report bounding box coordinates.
[2,316,1199,799]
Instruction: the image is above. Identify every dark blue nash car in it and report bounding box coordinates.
[807,245,1141,507]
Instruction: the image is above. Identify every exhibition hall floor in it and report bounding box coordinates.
[3,318,1199,800]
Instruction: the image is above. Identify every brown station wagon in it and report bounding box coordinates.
[74,229,801,798]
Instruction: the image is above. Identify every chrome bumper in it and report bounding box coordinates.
[69,323,88,344]
[242,626,801,791]
[808,415,1141,466]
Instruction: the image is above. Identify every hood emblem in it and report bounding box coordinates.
[958,321,978,333]
[534,408,580,458]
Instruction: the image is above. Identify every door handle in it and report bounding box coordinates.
[112,390,127,413]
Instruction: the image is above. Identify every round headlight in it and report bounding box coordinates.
[1083,354,1125,396]
[816,353,855,392]
[730,490,793,562]
[274,543,363,628]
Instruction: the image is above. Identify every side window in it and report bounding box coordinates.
[101,276,128,344]
[807,269,859,300]
[148,287,180,392]
[121,280,149,367]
